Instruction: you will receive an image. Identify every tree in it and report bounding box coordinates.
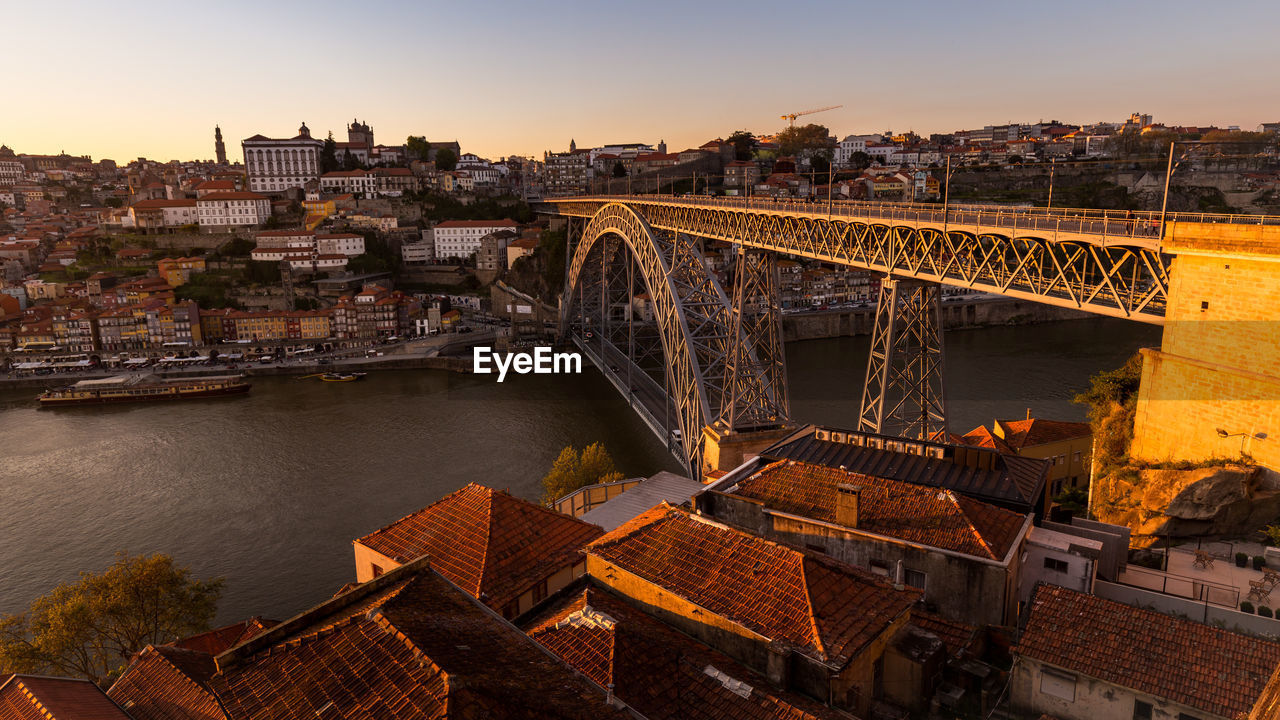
[1051,485,1089,517]
[0,553,222,686]
[848,151,872,171]
[541,442,624,503]
[1007,155,1024,164]
[320,132,339,174]
[776,123,834,163]
[435,148,458,172]
[726,130,758,161]
[612,161,627,178]
[406,136,432,162]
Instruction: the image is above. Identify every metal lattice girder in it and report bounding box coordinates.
[546,199,1171,324]
[858,277,948,441]
[721,247,790,431]
[562,203,778,474]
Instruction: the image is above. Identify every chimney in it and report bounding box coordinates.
[1026,407,1032,421]
[835,484,862,528]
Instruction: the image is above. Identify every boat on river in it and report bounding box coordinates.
[38,374,251,406]
[320,372,367,383]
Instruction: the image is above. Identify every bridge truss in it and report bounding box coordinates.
[562,204,787,473]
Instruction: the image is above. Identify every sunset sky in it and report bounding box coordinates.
[5,0,1278,164]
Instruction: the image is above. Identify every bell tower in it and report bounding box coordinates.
[214,125,227,164]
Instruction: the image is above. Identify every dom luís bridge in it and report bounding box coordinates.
[538,195,1280,478]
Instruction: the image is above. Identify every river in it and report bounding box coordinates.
[0,317,1159,624]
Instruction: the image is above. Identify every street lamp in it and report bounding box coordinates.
[1216,428,1268,456]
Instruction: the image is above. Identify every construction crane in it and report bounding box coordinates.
[780,105,843,127]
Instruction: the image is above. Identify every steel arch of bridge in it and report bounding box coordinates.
[548,198,1171,324]
[562,203,780,472]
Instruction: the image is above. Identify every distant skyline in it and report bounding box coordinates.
[4,0,1278,163]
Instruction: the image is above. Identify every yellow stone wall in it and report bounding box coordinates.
[1130,222,1280,470]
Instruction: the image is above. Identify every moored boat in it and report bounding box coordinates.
[38,375,251,406]
[320,372,367,382]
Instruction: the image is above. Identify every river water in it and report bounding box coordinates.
[0,317,1159,624]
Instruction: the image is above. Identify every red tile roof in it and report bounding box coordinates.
[526,586,847,720]
[108,645,225,720]
[996,418,1091,450]
[0,675,132,720]
[587,505,917,667]
[1017,585,1280,719]
[954,425,1014,454]
[732,460,1028,560]
[210,563,628,719]
[355,483,604,612]
[171,617,277,656]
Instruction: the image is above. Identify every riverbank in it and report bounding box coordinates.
[782,294,1092,342]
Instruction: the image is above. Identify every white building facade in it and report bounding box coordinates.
[242,123,324,193]
[431,219,519,260]
[197,191,271,229]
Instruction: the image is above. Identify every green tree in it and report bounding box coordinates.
[541,442,624,503]
[776,123,834,162]
[726,130,758,161]
[848,151,872,171]
[0,553,222,686]
[612,161,627,178]
[220,237,255,257]
[406,136,432,162]
[1051,485,1089,517]
[435,148,458,172]
[320,132,339,173]
[1074,353,1144,472]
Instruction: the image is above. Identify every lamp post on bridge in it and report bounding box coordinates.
[1047,158,1056,210]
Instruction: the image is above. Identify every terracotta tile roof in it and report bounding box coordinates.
[734,460,1027,560]
[0,675,132,720]
[955,425,1014,454]
[354,483,604,612]
[210,562,628,719]
[1017,585,1280,719]
[526,585,847,720]
[909,610,980,659]
[762,426,1049,514]
[108,645,225,720]
[586,505,917,667]
[171,617,277,656]
[995,418,1091,450]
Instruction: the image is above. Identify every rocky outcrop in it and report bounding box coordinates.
[1093,463,1280,546]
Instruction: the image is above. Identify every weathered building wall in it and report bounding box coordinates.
[1011,656,1230,720]
[1132,222,1280,471]
[703,491,1023,626]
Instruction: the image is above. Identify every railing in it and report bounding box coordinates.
[547,194,1280,246]
[1118,564,1240,608]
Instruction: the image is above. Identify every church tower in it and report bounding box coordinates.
[214,125,227,164]
[569,138,577,153]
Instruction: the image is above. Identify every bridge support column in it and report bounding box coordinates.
[858,277,948,441]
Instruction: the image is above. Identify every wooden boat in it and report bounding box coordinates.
[320,372,367,383]
[39,375,250,406]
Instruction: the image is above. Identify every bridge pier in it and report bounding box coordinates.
[858,277,948,441]
[1131,222,1280,472]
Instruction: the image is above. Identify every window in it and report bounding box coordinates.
[1044,557,1069,573]
[1178,714,1202,720]
[1073,451,1082,463]
[1039,668,1076,701]
[1133,700,1153,720]
[370,563,385,578]
[904,568,927,591]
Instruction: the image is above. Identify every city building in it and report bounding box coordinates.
[129,198,199,232]
[583,504,920,716]
[475,230,515,271]
[525,585,847,720]
[1011,584,1280,720]
[697,457,1033,626]
[214,125,227,164]
[956,415,1093,499]
[196,191,270,229]
[430,219,518,260]
[241,124,323,193]
[207,560,628,719]
[352,483,603,619]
